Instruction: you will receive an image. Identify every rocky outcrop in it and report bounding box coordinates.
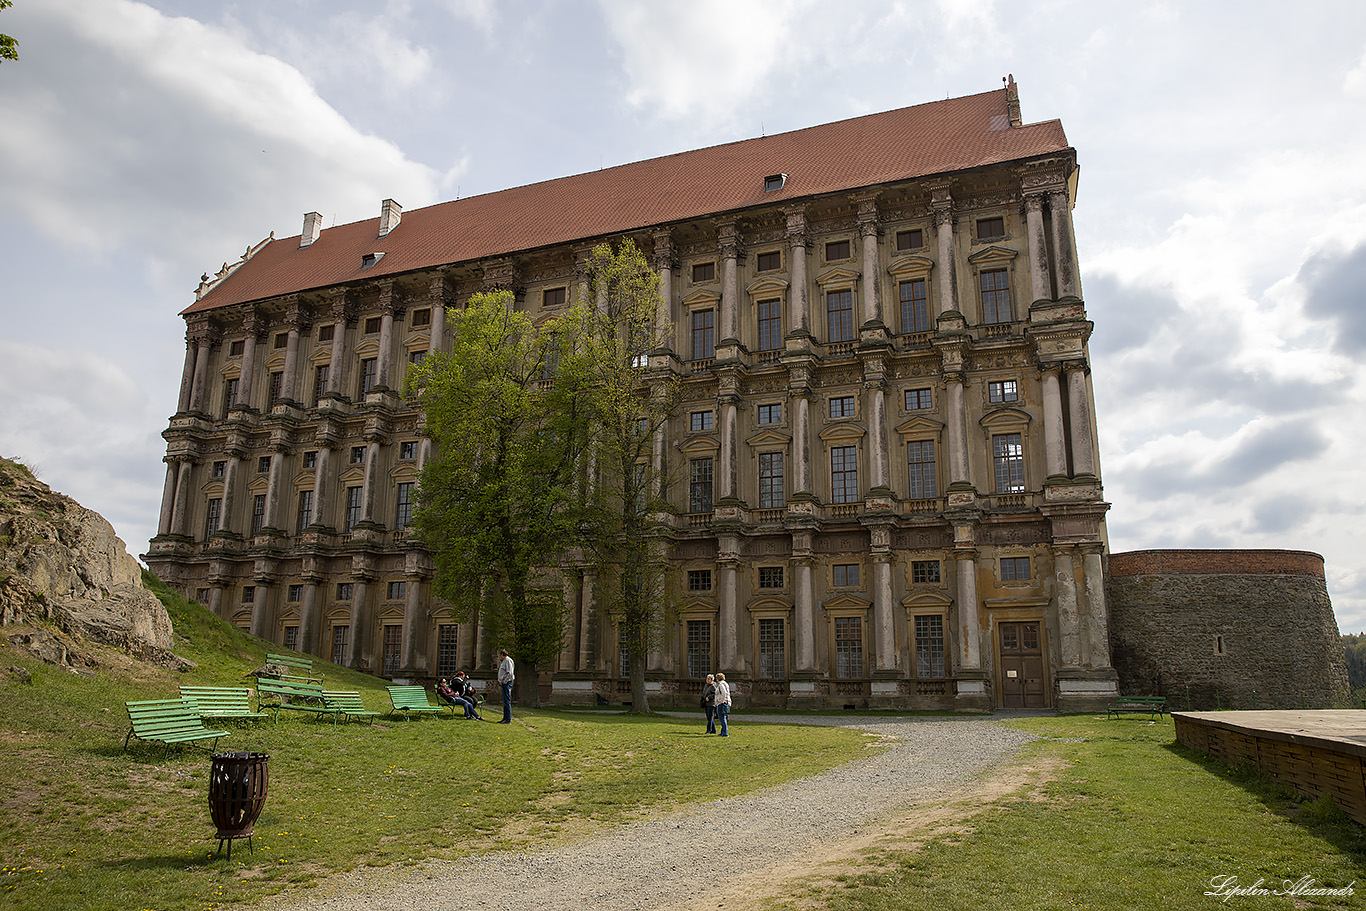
[0,457,177,666]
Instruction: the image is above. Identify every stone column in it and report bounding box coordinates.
[221,454,242,534]
[263,450,286,531]
[793,558,815,672]
[177,333,197,413]
[873,553,895,672]
[1040,366,1068,478]
[248,582,271,639]
[326,290,350,396]
[945,374,970,484]
[238,312,262,408]
[857,195,883,328]
[931,184,959,317]
[718,220,741,345]
[361,439,382,524]
[169,459,194,537]
[652,230,674,351]
[310,446,333,530]
[208,585,225,620]
[188,331,214,414]
[786,207,810,335]
[1024,192,1053,303]
[299,579,322,658]
[347,579,370,669]
[1049,188,1080,298]
[1080,546,1111,669]
[157,462,177,536]
[718,395,738,501]
[558,572,582,671]
[718,557,739,672]
[377,282,399,389]
[867,384,889,491]
[401,573,426,674]
[578,570,596,671]
[1054,547,1082,668]
[427,277,449,356]
[281,298,305,403]
[954,552,981,671]
[792,392,812,496]
[1066,364,1096,477]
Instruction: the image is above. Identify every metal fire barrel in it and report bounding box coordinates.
[208,751,269,857]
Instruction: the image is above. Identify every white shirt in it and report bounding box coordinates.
[714,680,731,706]
[498,655,515,684]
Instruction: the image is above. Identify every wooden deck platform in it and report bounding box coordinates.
[1174,710,1366,823]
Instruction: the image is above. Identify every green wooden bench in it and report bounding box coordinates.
[124,697,231,756]
[1106,696,1166,719]
[180,686,270,723]
[265,653,323,683]
[323,691,380,725]
[387,684,443,719]
[257,678,333,723]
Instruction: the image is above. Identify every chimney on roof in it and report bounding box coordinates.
[379,199,402,237]
[301,211,323,247]
[1005,74,1021,128]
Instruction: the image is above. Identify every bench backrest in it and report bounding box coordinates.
[323,691,369,712]
[267,653,313,671]
[259,679,326,700]
[387,685,435,708]
[180,686,254,713]
[126,698,208,737]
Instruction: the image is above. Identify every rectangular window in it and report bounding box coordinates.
[915,615,946,677]
[410,307,432,327]
[904,388,932,410]
[409,350,426,367]
[251,494,266,534]
[826,289,854,343]
[437,624,459,677]
[686,620,711,679]
[359,357,378,395]
[331,625,349,665]
[273,332,288,350]
[758,566,784,588]
[258,455,272,473]
[387,580,406,600]
[833,563,860,587]
[830,395,855,418]
[756,298,783,351]
[618,627,631,678]
[992,433,1026,493]
[980,269,1012,325]
[283,625,299,652]
[687,569,712,591]
[825,239,851,261]
[382,625,401,675]
[296,489,313,534]
[907,440,938,498]
[302,450,318,469]
[205,497,222,538]
[318,324,334,343]
[692,262,715,282]
[241,585,255,604]
[350,446,366,465]
[195,587,210,603]
[756,250,781,272]
[757,402,782,424]
[758,618,786,679]
[344,486,363,531]
[977,216,1006,239]
[690,411,714,432]
[395,481,414,529]
[267,371,283,407]
[364,316,382,334]
[287,584,303,603]
[1001,557,1031,581]
[336,582,354,601]
[542,287,567,308]
[834,616,863,679]
[831,445,858,504]
[689,458,713,514]
[222,377,239,415]
[758,451,784,509]
[399,441,417,460]
[691,309,715,360]
[313,364,329,404]
[899,279,929,333]
[988,380,1018,403]
[895,229,924,251]
[211,460,226,479]
[229,339,245,357]
[912,560,941,584]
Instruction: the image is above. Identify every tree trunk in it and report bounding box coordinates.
[628,629,650,713]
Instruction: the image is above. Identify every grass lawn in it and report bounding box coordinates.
[0,576,875,911]
[764,715,1366,911]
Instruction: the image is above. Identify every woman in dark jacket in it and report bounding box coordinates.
[701,674,717,733]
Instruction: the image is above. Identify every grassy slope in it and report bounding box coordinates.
[0,575,873,911]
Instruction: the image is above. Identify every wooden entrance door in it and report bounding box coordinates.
[999,621,1045,709]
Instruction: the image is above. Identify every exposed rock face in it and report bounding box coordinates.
[0,459,175,665]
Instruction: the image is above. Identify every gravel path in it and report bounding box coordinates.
[261,715,1034,911]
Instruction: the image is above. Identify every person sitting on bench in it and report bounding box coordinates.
[448,670,483,720]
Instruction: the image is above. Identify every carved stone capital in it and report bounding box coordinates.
[328,288,353,322]
[481,258,522,296]
[651,229,677,272]
[785,206,808,246]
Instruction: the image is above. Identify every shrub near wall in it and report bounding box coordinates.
[1106,549,1349,709]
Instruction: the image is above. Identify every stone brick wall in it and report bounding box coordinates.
[1107,549,1349,710]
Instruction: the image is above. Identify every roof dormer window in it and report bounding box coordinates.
[763,173,787,192]
[362,252,384,269]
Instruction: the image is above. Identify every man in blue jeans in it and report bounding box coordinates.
[497,648,515,723]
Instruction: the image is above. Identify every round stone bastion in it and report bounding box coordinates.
[1107,549,1349,710]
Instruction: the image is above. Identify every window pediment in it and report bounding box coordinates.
[746,277,790,296]
[680,599,718,616]
[265,353,286,370]
[887,255,936,279]
[246,477,269,494]
[339,467,366,484]
[815,266,861,288]
[748,597,793,614]
[967,246,1019,267]
[902,590,954,610]
[682,288,722,307]
[895,415,945,436]
[818,421,866,442]
[979,407,1031,429]
[355,339,380,357]
[822,593,871,612]
[745,429,792,447]
[679,433,719,455]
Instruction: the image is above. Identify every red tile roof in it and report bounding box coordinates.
[185,87,1069,315]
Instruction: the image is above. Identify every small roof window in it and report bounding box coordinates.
[361,252,385,269]
[763,173,787,193]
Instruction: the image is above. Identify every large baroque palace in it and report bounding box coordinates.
[146,81,1119,711]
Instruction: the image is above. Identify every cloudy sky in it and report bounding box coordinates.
[3,0,1366,631]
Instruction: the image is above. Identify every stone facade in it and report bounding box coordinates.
[145,84,1120,711]
[1107,550,1349,709]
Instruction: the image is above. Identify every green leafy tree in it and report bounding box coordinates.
[566,240,683,713]
[408,290,590,705]
[1,1,17,64]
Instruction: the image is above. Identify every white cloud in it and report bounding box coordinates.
[1345,45,1366,96]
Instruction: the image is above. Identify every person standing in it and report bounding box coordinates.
[496,648,515,724]
[701,674,717,734]
[713,672,731,737]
